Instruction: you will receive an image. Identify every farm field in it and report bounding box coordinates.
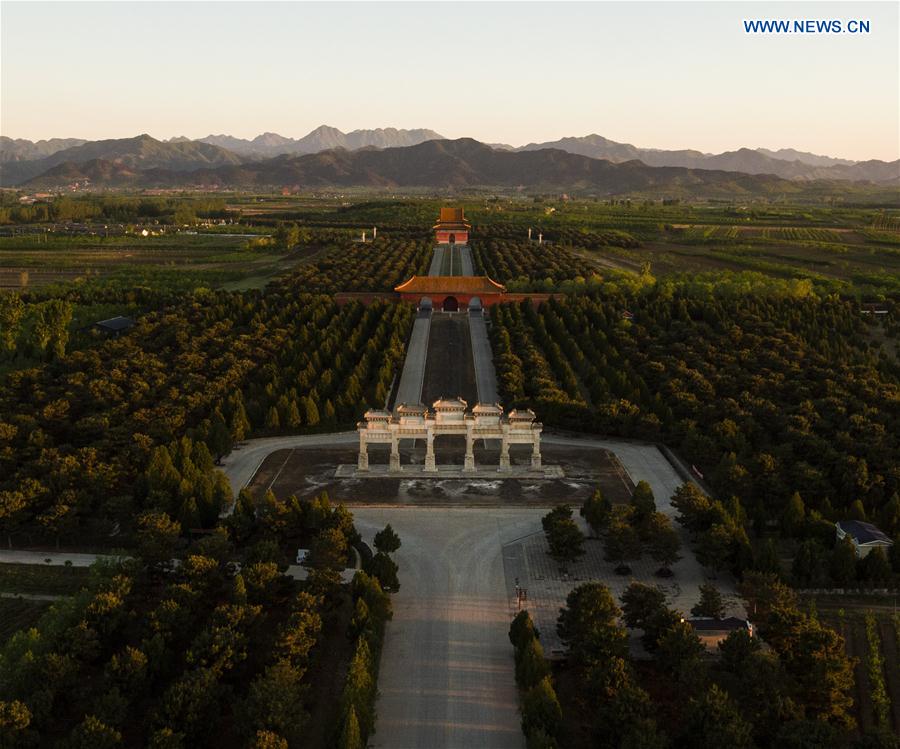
[0,233,302,290]
[0,598,53,642]
[808,597,900,736]
[0,562,93,595]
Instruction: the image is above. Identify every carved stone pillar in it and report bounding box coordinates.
[464,424,475,472]
[424,427,437,472]
[358,431,369,471]
[500,424,511,470]
[389,432,401,473]
[530,433,542,469]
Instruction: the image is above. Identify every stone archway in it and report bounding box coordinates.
[443,296,459,312]
[448,233,456,244]
[468,297,482,313]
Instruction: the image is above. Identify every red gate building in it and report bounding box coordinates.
[394,275,506,310]
[433,207,471,244]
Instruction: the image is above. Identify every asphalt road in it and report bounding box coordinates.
[352,507,539,749]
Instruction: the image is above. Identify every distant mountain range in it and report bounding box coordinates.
[512,135,897,182]
[1,127,897,192]
[18,138,859,198]
[0,136,89,163]
[190,126,446,158]
[0,135,244,186]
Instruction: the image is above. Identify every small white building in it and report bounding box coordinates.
[835,520,894,558]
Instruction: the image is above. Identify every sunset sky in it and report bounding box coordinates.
[2,1,898,161]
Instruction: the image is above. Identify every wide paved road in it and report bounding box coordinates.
[352,507,536,749]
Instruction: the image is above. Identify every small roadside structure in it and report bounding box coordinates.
[683,616,753,652]
[835,520,894,558]
[93,316,135,336]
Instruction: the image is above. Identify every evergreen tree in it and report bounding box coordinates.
[691,583,726,619]
[305,398,320,427]
[230,402,251,441]
[830,537,858,585]
[679,685,753,748]
[630,480,656,525]
[374,524,401,554]
[337,707,363,749]
[860,547,891,583]
[516,636,550,690]
[581,488,612,537]
[520,676,562,739]
[782,491,806,534]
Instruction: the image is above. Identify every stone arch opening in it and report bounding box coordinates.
[442,296,459,312]
[448,233,456,244]
[468,297,482,313]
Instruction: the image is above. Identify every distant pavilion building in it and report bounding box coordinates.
[433,207,471,244]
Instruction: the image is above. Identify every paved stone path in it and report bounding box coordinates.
[429,246,446,276]
[352,507,536,749]
[458,245,474,276]
[468,311,499,404]
[394,309,431,406]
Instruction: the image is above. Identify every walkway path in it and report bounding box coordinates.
[353,507,533,749]
[394,309,431,407]
[458,245,474,276]
[429,246,446,276]
[0,550,112,567]
[468,311,499,404]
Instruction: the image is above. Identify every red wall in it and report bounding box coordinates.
[435,230,469,244]
[399,292,503,308]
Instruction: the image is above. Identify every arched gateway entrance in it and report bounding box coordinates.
[443,296,459,312]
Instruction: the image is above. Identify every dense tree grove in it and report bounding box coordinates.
[0,492,386,749]
[0,195,229,225]
[470,238,597,290]
[0,287,411,546]
[490,288,900,537]
[275,236,432,293]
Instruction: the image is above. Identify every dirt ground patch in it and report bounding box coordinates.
[247,442,633,507]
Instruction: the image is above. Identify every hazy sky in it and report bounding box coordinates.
[2,1,898,160]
